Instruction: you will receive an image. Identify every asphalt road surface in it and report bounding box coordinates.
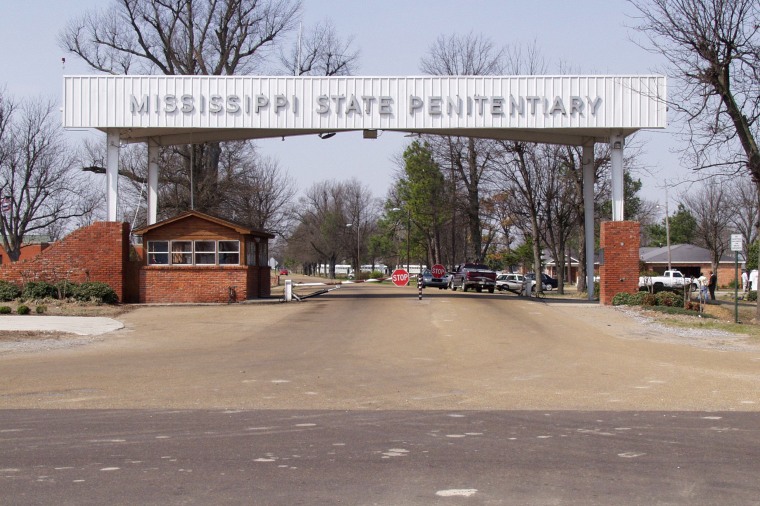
[2,282,760,505]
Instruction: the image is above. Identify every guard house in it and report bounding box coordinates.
[133,210,273,303]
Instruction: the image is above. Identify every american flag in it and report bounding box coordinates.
[1,196,11,213]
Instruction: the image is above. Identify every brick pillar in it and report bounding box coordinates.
[599,221,640,305]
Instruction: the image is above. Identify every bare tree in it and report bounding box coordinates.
[60,0,302,215]
[629,0,759,178]
[291,179,376,278]
[0,96,99,261]
[419,33,508,262]
[726,175,760,259]
[60,0,301,75]
[539,145,582,294]
[223,152,296,235]
[629,0,760,313]
[681,181,733,273]
[493,141,548,290]
[279,20,360,76]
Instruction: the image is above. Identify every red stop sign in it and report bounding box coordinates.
[391,268,409,287]
[431,264,446,278]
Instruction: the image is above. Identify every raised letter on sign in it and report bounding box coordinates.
[549,96,566,115]
[255,95,269,113]
[346,95,362,115]
[428,96,442,115]
[447,97,462,115]
[274,95,288,113]
[226,95,240,114]
[409,95,424,114]
[379,96,394,115]
[588,96,603,115]
[130,95,149,114]
[510,96,524,116]
[570,96,584,115]
[209,95,223,113]
[181,94,194,113]
[316,95,330,114]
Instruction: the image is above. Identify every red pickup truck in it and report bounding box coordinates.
[449,263,497,293]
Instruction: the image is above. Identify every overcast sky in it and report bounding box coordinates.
[0,0,684,209]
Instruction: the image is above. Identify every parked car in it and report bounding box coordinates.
[279,268,289,275]
[526,272,557,290]
[421,269,449,289]
[449,263,497,293]
[495,273,537,294]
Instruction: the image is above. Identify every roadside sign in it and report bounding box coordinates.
[431,264,446,278]
[391,268,409,287]
[731,234,743,252]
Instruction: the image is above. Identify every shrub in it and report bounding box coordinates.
[369,270,385,279]
[0,281,21,302]
[35,305,46,314]
[75,282,118,304]
[629,292,647,305]
[17,305,30,315]
[21,281,56,301]
[54,280,78,299]
[749,291,757,302]
[641,292,657,306]
[0,306,12,314]
[612,292,633,306]
[655,291,681,307]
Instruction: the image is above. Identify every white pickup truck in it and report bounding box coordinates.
[638,270,698,291]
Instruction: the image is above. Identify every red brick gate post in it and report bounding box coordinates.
[599,221,640,305]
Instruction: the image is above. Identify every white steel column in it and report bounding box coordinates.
[147,138,159,225]
[106,130,120,222]
[582,143,596,301]
[610,133,625,221]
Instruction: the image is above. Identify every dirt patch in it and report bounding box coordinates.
[0,330,74,342]
[0,300,132,318]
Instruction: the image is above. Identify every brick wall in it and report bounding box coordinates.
[140,266,250,303]
[600,221,640,305]
[0,222,129,302]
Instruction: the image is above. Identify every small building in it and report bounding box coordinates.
[132,211,274,303]
[639,244,739,287]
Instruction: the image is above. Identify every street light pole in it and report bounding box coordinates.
[656,189,672,272]
[406,209,411,273]
[390,207,411,272]
[664,185,672,271]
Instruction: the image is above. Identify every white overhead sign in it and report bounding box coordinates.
[63,75,666,145]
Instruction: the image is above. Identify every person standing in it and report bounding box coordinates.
[697,272,709,303]
[741,269,749,293]
[708,270,717,301]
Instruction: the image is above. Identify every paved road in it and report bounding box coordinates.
[1,283,760,504]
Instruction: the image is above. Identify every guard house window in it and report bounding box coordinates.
[194,241,216,265]
[147,239,240,265]
[218,240,240,265]
[171,241,192,265]
[147,241,169,264]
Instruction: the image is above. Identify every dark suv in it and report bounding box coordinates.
[526,272,558,290]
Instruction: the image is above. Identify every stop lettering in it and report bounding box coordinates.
[391,269,409,287]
